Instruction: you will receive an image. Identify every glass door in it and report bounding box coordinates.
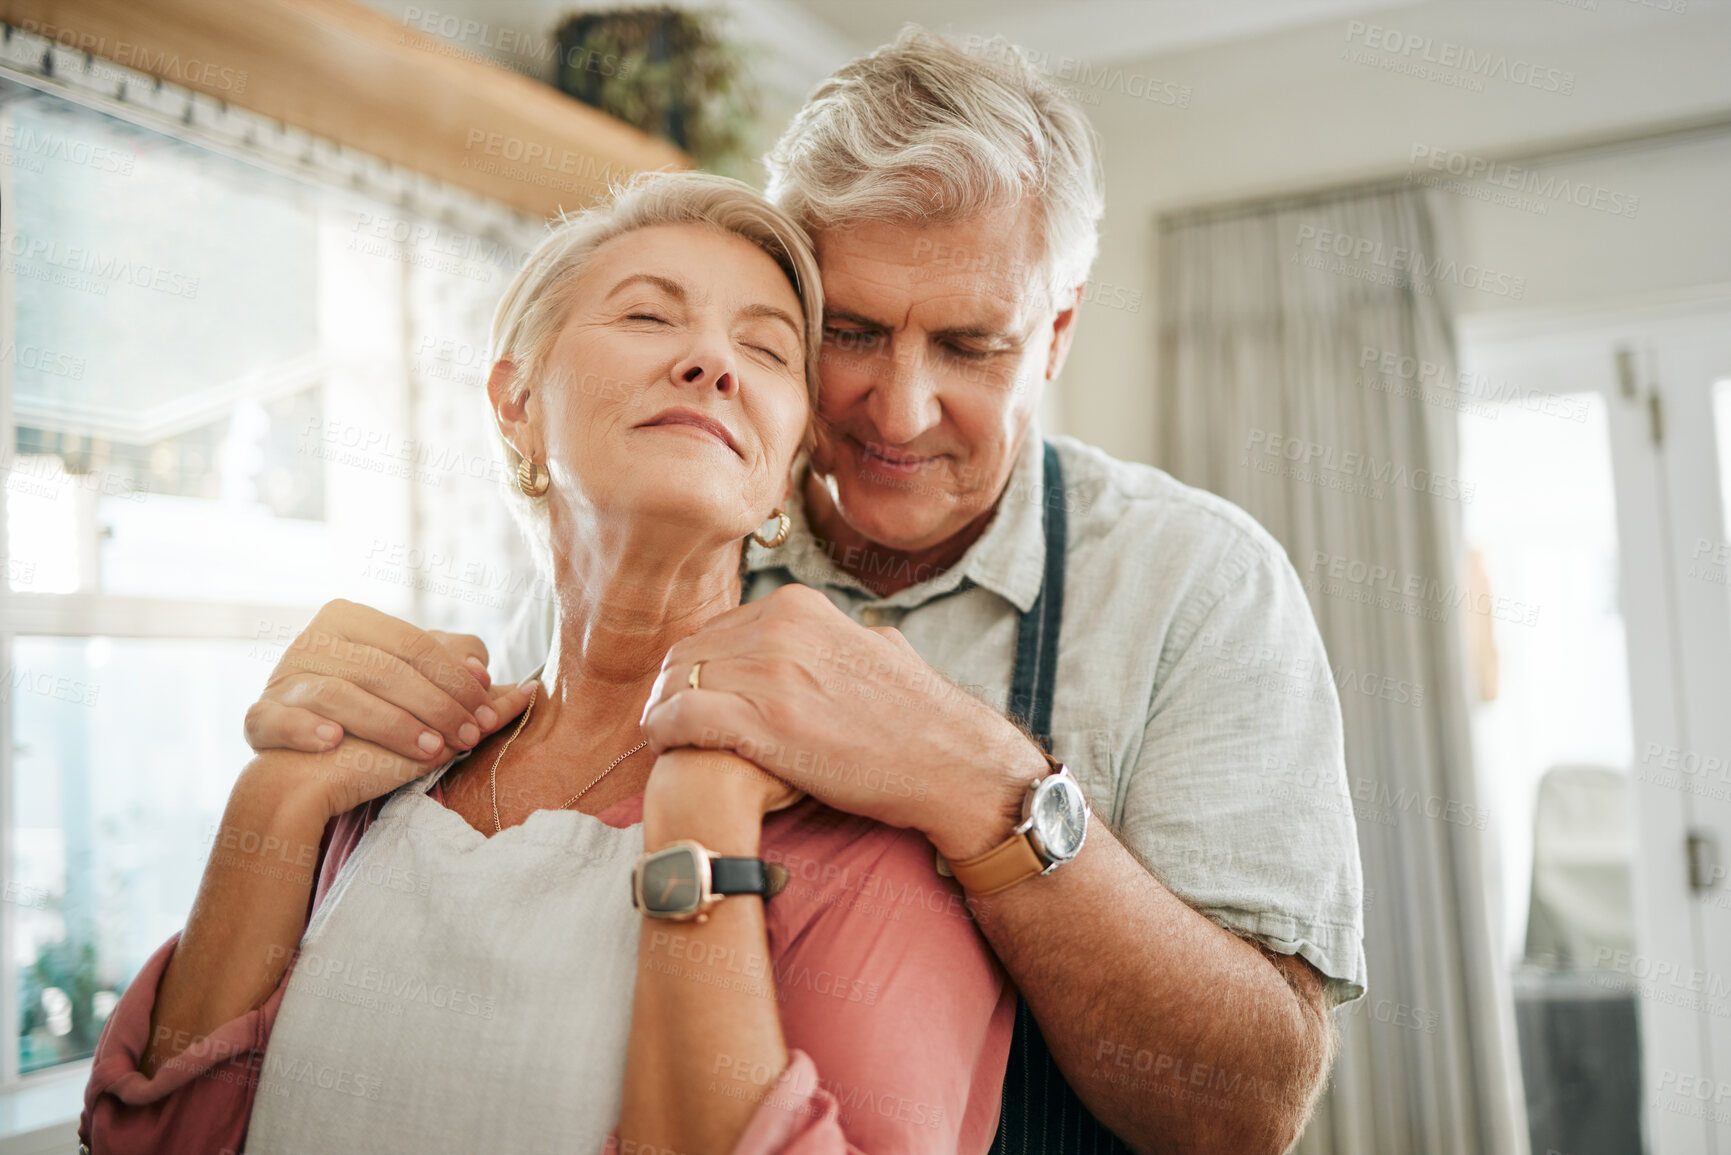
[1460,292,1731,1155]
[1457,330,1648,1155]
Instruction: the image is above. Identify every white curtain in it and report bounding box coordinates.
[1155,187,1528,1155]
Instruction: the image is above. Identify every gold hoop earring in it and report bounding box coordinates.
[516,458,549,497]
[752,509,791,549]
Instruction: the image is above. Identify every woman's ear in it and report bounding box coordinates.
[488,357,541,462]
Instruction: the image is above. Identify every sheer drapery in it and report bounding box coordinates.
[1156,187,1527,1155]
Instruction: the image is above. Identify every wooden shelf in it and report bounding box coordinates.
[0,0,691,217]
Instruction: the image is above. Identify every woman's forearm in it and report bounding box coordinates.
[140,757,330,1078]
[619,781,789,1154]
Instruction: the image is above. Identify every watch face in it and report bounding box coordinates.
[638,845,704,916]
[1031,775,1088,863]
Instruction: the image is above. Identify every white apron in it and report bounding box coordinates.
[244,755,645,1154]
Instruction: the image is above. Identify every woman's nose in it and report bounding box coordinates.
[672,346,738,398]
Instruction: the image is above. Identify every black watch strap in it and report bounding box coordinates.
[708,856,789,899]
[708,856,766,896]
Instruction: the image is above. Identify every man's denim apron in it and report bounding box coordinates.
[992,441,1135,1154]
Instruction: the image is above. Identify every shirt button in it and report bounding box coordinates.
[861,607,881,627]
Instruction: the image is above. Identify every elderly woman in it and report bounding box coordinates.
[79,173,1013,1154]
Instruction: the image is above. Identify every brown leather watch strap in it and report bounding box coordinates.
[945,830,1046,896]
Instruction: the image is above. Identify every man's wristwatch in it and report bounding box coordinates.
[631,839,788,922]
[938,755,1089,895]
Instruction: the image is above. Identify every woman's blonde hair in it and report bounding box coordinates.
[488,171,823,583]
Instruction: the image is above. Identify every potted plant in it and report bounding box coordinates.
[553,7,758,175]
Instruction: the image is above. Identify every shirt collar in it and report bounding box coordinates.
[745,426,1049,614]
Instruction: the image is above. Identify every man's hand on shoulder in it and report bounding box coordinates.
[244,599,533,764]
[638,584,1037,859]
[242,735,437,824]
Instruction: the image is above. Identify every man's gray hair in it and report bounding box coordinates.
[488,171,822,585]
[764,25,1105,303]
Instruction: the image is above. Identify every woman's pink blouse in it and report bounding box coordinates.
[78,785,1014,1154]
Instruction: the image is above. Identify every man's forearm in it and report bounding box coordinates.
[143,759,329,1078]
[967,821,1333,1155]
[628,599,1337,1150]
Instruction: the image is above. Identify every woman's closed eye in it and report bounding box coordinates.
[738,323,797,368]
[746,342,790,367]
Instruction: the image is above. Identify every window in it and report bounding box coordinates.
[0,80,538,1083]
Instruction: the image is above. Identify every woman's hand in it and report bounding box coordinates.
[641,749,803,854]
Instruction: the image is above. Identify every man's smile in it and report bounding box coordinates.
[850,435,945,478]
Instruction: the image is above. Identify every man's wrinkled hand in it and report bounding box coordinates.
[245,736,449,825]
[638,585,1034,859]
[244,599,534,765]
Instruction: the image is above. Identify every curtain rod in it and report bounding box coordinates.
[1157,110,1731,230]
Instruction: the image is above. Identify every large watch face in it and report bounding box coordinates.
[638,845,705,916]
[1030,774,1088,863]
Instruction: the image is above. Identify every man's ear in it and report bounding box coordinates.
[1045,284,1085,381]
[487,358,541,462]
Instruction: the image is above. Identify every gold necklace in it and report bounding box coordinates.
[487,685,650,834]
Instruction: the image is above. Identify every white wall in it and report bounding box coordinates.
[1447,130,1731,318]
[1065,0,1731,465]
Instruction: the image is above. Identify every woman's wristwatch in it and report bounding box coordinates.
[631,839,788,922]
[937,755,1090,896]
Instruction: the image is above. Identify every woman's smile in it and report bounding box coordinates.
[636,406,742,457]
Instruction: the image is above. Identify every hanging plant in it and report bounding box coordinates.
[553,7,759,175]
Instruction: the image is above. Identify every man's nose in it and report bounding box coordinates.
[866,346,941,444]
[671,334,738,397]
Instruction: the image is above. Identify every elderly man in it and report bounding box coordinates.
[248,28,1364,1155]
